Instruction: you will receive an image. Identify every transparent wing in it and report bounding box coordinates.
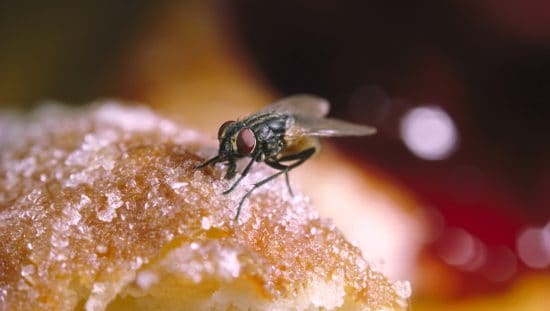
[288,116,377,137]
[255,94,330,118]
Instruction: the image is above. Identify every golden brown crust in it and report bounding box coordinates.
[0,103,409,310]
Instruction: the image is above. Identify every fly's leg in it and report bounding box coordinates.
[195,155,220,169]
[234,147,315,220]
[264,160,292,195]
[265,148,317,196]
[224,160,237,180]
[195,154,239,180]
[223,154,258,194]
[285,172,293,196]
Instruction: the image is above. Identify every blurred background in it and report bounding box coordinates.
[0,0,548,309]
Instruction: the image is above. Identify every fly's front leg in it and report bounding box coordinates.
[224,160,237,180]
[195,155,220,169]
[234,147,315,220]
[223,153,259,194]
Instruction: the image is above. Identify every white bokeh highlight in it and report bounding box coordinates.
[400,106,458,160]
[516,222,550,269]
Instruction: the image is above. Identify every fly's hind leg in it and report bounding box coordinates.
[285,172,292,196]
[264,160,293,196]
[265,147,317,196]
[234,147,315,220]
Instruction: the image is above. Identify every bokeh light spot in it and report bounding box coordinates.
[400,106,458,160]
[516,224,550,269]
[438,228,477,268]
[482,246,517,283]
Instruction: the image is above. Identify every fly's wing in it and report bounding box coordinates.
[255,94,330,118]
[288,116,377,137]
[257,94,375,137]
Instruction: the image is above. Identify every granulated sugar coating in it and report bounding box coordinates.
[0,102,410,310]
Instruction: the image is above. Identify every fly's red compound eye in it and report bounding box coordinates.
[236,128,256,155]
[218,120,235,139]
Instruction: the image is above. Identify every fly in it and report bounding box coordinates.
[196,94,377,220]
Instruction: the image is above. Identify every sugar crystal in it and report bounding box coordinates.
[21,265,35,278]
[201,217,212,230]
[97,207,117,222]
[96,245,108,254]
[136,270,159,290]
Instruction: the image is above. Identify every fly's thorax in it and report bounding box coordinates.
[247,114,289,138]
[247,114,289,158]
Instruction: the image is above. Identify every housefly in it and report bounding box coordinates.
[196,94,376,220]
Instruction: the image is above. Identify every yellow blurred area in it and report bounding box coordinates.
[415,275,550,311]
[111,1,273,133]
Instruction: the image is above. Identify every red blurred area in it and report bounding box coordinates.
[467,0,550,41]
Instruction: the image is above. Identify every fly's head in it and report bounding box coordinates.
[216,120,257,179]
